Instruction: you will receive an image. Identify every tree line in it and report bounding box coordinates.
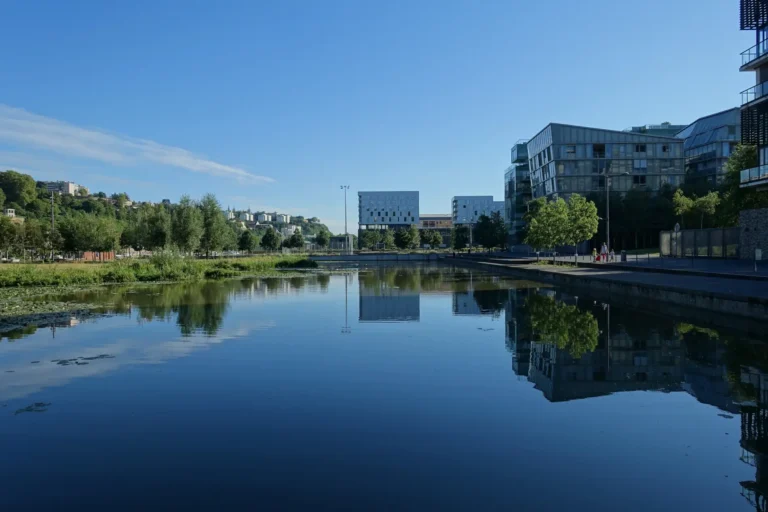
[0,170,332,259]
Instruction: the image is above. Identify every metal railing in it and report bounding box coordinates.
[742,39,768,66]
[741,81,768,105]
[741,165,768,184]
[660,228,740,259]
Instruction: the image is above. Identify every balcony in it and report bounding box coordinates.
[740,165,768,187]
[741,81,768,106]
[741,39,768,70]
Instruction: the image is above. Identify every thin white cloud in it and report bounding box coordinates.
[0,105,274,184]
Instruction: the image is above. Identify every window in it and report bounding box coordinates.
[565,145,576,158]
[474,211,478,216]
[633,176,647,185]
[633,159,647,169]
[661,145,669,153]
[411,217,415,222]
[593,143,606,158]
[463,204,466,208]
[728,124,737,136]
[635,144,647,153]
[546,147,552,161]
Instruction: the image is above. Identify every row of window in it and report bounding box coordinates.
[533,174,685,195]
[366,210,412,216]
[368,217,416,223]
[684,141,735,160]
[530,143,683,169]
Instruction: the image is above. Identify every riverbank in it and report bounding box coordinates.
[0,255,317,288]
[452,257,768,323]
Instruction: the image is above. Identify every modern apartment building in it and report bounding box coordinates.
[675,108,741,187]
[526,123,685,200]
[418,214,452,247]
[451,196,504,225]
[275,214,291,224]
[358,191,419,233]
[504,140,531,246]
[739,0,768,189]
[44,181,87,196]
[257,213,272,223]
[238,212,253,222]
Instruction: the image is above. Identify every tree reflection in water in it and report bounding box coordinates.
[525,294,599,358]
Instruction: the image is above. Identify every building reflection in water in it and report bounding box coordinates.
[358,267,421,322]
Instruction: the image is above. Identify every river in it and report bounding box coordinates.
[0,264,765,511]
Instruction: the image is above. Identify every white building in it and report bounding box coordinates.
[358,191,419,230]
[3,208,15,218]
[280,225,300,238]
[275,214,290,224]
[226,210,235,221]
[44,181,87,196]
[238,212,253,222]
[451,196,504,225]
[257,213,272,223]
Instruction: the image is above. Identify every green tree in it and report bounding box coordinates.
[717,144,768,226]
[564,194,599,247]
[522,197,547,240]
[0,216,16,257]
[525,197,569,250]
[238,230,258,253]
[381,229,395,249]
[393,228,411,250]
[0,188,5,210]
[315,229,330,249]
[673,189,694,228]
[199,194,228,257]
[144,205,172,250]
[287,232,305,249]
[171,195,204,254]
[361,230,381,250]
[0,170,37,206]
[95,191,107,199]
[473,214,496,249]
[423,229,443,249]
[407,224,420,249]
[693,191,720,229]
[451,225,470,250]
[260,228,281,251]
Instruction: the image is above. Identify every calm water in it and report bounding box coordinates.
[1,264,767,511]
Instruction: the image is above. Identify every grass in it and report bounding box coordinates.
[0,254,318,288]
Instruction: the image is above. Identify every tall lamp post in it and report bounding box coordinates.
[340,185,350,253]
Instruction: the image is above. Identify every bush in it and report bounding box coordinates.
[0,255,318,287]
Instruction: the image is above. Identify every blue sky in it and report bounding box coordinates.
[0,0,752,234]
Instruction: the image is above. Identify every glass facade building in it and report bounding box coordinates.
[504,140,530,247]
[526,123,685,200]
[740,0,768,189]
[675,108,740,187]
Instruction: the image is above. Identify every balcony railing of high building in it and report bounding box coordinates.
[741,39,768,68]
[741,81,768,105]
[740,164,768,184]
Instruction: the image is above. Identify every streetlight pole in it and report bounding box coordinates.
[340,185,349,253]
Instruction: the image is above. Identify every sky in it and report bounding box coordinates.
[0,0,753,234]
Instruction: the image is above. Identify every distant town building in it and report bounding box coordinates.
[675,108,740,187]
[526,123,685,200]
[226,209,235,221]
[257,213,272,223]
[418,214,452,247]
[280,225,300,238]
[329,235,354,252]
[275,214,290,224]
[238,212,253,222]
[504,140,531,247]
[625,121,688,137]
[451,196,504,225]
[44,181,87,196]
[358,191,419,246]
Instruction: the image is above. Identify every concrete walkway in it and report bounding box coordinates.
[454,257,768,321]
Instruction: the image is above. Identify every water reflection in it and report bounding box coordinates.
[2,265,768,510]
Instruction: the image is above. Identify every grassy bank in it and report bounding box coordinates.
[0,254,318,288]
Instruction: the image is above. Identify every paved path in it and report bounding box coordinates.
[468,259,768,302]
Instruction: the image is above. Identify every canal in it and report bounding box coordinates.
[0,264,765,511]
